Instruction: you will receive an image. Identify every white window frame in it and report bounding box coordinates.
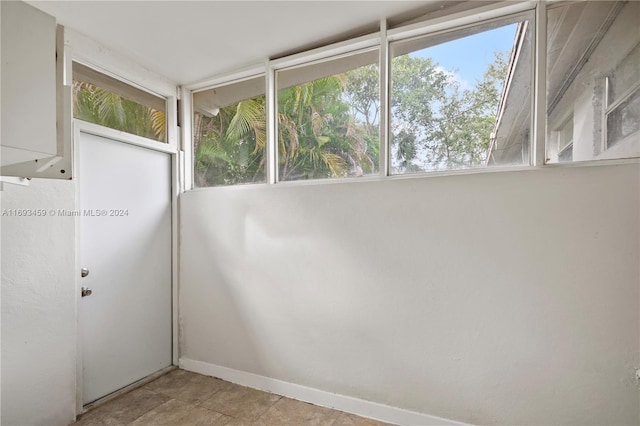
[183,64,266,190]
[190,70,268,188]
[386,7,536,174]
[270,33,380,183]
[71,60,171,144]
[66,28,179,150]
[182,0,638,191]
[545,0,639,167]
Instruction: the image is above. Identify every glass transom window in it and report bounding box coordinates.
[276,49,380,182]
[73,62,167,143]
[389,14,533,174]
[192,76,266,187]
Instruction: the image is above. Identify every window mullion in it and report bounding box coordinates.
[533,0,547,166]
[266,61,277,184]
[379,19,390,177]
[181,86,194,191]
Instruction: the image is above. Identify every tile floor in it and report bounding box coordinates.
[72,369,394,426]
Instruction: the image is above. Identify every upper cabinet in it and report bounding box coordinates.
[1,1,58,170]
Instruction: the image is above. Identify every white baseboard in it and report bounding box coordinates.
[179,358,469,426]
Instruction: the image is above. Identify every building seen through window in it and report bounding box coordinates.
[546,1,639,163]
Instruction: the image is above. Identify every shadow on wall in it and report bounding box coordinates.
[178,164,640,425]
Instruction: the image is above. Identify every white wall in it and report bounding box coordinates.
[0,19,179,424]
[1,179,76,426]
[180,163,640,425]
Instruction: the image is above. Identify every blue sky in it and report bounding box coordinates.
[411,24,518,87]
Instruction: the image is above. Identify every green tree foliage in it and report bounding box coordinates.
[342,51,509,174]
[73,82,166,142]
[390,51,509,172]
[194,71,381,186]
[194,97,267,187]
[73,50,508,187]
[277,75,378,181]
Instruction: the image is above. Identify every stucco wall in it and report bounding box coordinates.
[179,163,640,425]
[1,179,76,426]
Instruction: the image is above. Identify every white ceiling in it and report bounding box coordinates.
[28,1,441,85]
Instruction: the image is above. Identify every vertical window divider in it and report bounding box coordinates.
[603,75,610,152]
[266,60,277,184]
[533,0,547,166]
[379,19,390,177]
[166,94,179,149]
[180,86,193,191]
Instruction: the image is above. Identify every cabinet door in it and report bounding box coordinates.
[1,1,57,166]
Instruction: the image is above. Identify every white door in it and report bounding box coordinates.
[79,131,172,405]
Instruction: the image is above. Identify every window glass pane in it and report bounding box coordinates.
[193,76,266,187]
[552,115,574,162]
[276,50,379,181]
[546,1,640,162]
[558,142,573,162]
[72,62,167,143]
[607,88,640,148]
[390,16,532,175]
[607,44,639,107]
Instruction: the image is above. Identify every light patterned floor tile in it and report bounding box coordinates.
[143,369,230,404]
[254,397,340,426]
[199,383,281,421]
[73,388,170,426]
[128,399,225,425]
[333,412,393,426]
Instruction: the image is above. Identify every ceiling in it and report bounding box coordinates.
[28,1,443,85]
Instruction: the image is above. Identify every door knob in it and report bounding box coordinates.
[81,267,89,278]
[81,287,92,297]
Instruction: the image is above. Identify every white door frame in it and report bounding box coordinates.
[73,119,179,414]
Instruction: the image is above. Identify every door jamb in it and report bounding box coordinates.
[73,119,179,415]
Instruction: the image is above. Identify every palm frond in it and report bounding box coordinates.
[197,139,232,164]
[319,151,347,176]
[94,88,126,126]
[149,110,166,140]
[226,99,264,140]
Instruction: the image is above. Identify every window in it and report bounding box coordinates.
[546,1,640,162]
[556,115,574,162]
[605,43,640,149]
[192,76,266,187]
[389,14,532,174]
[276,50,379,181]
[187,1,638,189]
[73,62,167,142]
[606,87,640,148]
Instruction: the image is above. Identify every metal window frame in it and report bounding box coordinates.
[182,0,639,192]
[182,65,267,190]
[385,6,537,175]
[71,61,174,145]
[270,34,381,184]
